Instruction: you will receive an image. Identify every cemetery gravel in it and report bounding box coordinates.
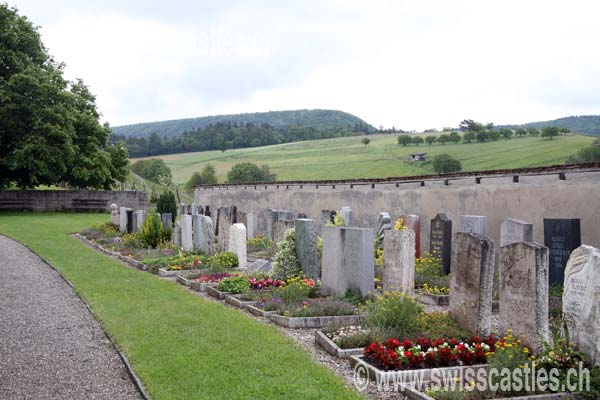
[0,235,141,400]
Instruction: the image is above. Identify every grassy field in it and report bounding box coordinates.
[133,134,595,184]
[0,213,362,400]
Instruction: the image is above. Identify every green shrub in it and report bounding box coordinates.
[271,228,301,280]
[362,291,423,339]
[418,312,471,339]
[216,276,250,293]
[277,276,316,304]
[138,212,171,248]
[156,191,177,224]
[207,251,238,268]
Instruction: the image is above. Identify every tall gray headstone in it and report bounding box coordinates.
[273,219,293,244]
[178,203,186,216]
[180,215,193,251]
[173,219,181,247]
[191,203,199,215]
[161,213,172,231]
[375,212,392,244]
[449,232,495,336]
[563,245,600,366]
[216,206,232,252]
[246,212,256,239]
[110,204,119,226]
[459,215,488,236]
[134,210,145,232]
[499,241,549,353]
[193,214,214,255]
[383,229,415,295]
[228,223,247,268]
[544,219,582,285]
[500,218,533,247]
[295,219,318,280]
[321,226,374,297]
[119,207,128,233]
[430,213,452,274]
[340,206,353,226]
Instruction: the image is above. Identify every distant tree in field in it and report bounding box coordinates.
[361,137,371,146]
[476,130,488,142]
[515,128,528,137]
[449,132,461,144]
[412,136,424,146]
[558,127,571,135]
[432,154,462,174]
[459,119,483,132]
[156,191,177,223]
[488,130,501,141]
[186,164,218,189]
[425,136,437,145]
[131,159,172,183]
[541,126,560,140]
[500,129,513,139]
[528,127,540,137]
[0,5,129,189]
[437,134,450,145]
[227,162,276,183]
[462,131,475,143]
[397,135,413,146]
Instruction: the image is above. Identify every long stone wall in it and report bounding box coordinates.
[195,168,600,250]
[0,190,147,212]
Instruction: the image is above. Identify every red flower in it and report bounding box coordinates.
[386,338,401,349]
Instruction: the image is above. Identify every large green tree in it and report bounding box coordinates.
[227,162,276,183]
[0,5,128,188]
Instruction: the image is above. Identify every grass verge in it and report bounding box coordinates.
[0,212,362,400]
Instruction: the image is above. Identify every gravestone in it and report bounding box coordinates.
[500,218,533,247]
[173,219,181,247]
[382,229,415,295]
[459,215,488,236]
[228,223,247,268]
[499,241,549,353]
[340,206,353,226]
[273,219,293,244]
[258,209,277,240]
[132,212,138,233]
[126,209,134,234]
[295,219,318,280]
[178,203,186,216]
[562,245,600,366]
[247,259,272,274]
[110,204,119,225]
[119,207,128,233]
[246,212,256,239]
[449,232,495,336]
[191,203,199,215]
[161,213,173,231]
[192,214,214,255]
[321,210,336,226]
[204,206,211,217]
[402,214,421,258]
[430,213,452,274]
[544,219,581,285]
[216,207,233,252]
[134,210,145,232]
[180,215,193,251]
[277,210,294,222]
[375,212,392,244]
[321,226,374,297]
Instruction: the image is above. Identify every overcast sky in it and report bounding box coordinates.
[10,0,600,130]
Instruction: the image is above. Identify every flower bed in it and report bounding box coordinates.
[314,329,365,359]
[363,336,496,371]
[246,303,278,318]
[270,313,363,329]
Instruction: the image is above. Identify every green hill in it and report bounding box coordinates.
[507,115,600,136]
[133,133,595,184]
[112,109,375,138]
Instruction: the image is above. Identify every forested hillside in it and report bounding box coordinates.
[112,109,374,138]
[506,115,600,136]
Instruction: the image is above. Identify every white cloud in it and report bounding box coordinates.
[9,0,600,130]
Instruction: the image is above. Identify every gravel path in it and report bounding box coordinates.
[0,235,142,400]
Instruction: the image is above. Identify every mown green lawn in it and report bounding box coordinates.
[136,134,594,184]
[0,213,362,400]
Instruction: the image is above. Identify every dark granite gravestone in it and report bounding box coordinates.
[204,206,211,217]
[430,213,452,274]
[125,209,134,234]
[544,219,581,285]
